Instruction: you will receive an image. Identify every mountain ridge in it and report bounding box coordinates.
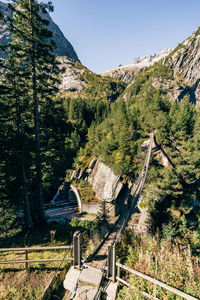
[122,26,200,105]
[0,1,80,61]
[98,48,173,83]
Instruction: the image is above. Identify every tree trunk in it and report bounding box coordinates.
[29,0,44,224]
[22,161,33,229]
[14,75,33,229]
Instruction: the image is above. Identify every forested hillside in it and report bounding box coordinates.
[0,0,126,237]
[69,27,200,255]
[0,0,199,246]
[0,1,199,298]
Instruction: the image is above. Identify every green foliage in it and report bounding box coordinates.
[117,230,200,299]
[72,58,200,246]
[169,97,196,138]
[71,180,98,203]
[0,0,72,227]
[79,100,143,179]
[1,1,199,266]
[0,203,21,240]
[70,217,97,230]
[80,67,127,101]
[62,96,110,129]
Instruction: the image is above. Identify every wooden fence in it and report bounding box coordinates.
[116,262,198,300]
[0,246,73,270]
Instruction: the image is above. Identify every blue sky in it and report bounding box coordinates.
[2,0,200,72]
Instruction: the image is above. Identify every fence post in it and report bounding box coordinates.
[70,243,73,266]
[112,242,116,282]
[153,282,157,299]
[25,247,29,271]
[107,242,116,282]
[73,231,81,269]
[78,232,81,269]
[107,244,111,279]
[117,263,120,284]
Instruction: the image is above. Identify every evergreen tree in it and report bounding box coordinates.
[0,51,34,228]
[1,0,61,225]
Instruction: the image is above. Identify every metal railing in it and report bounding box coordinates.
[116,131,154,242]
[0,245,73,270]
[116,262,198,300]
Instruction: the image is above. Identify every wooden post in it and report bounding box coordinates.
[77,233,81,270]
[107,242,116,282]
[25,248,29,271]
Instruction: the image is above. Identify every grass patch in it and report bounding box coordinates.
[0,222,75,299]
[117,230,200,299]
[72,180,100,203]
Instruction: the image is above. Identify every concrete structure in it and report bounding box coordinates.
[82,202,101,215]
[63,267,81,295]
[63,266,102,300]
[79,268,103,287]
[69,185,82,212]
[105,282,118,300]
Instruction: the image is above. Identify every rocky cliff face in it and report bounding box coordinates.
[58,57,87,93]
[99,48,173,83]
[0,1,11,59]
[163,27,200,104]
[123,27,200,105]
[0,1,79,61]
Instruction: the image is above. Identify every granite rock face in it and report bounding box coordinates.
[0,1,11,59]
[0,1,79,61]
[0,1,82,93]
[152,28,200,105]
[166,28,200,104]
[122,27,200,105]
[58,57,86,93]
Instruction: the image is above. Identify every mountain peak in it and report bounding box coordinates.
[99,48,173,82]
[0,1,80,62]
[122,26,200,105]
[132,48,173,67]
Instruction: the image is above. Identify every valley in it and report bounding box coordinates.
[0,1,199,299]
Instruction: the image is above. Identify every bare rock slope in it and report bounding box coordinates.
[152,27,200,104]
[99,48,173,83]
[123,27,200,105]
[58,57,86,93]
[0,1,83,93]
[0,1,79,61]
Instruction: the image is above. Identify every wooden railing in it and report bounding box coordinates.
[116,262,198,300]
[0,246,73,270]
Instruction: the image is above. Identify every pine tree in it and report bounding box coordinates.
[0,52,34,228]
[2,0,61,225]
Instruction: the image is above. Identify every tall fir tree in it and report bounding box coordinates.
[1,0,61,226]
